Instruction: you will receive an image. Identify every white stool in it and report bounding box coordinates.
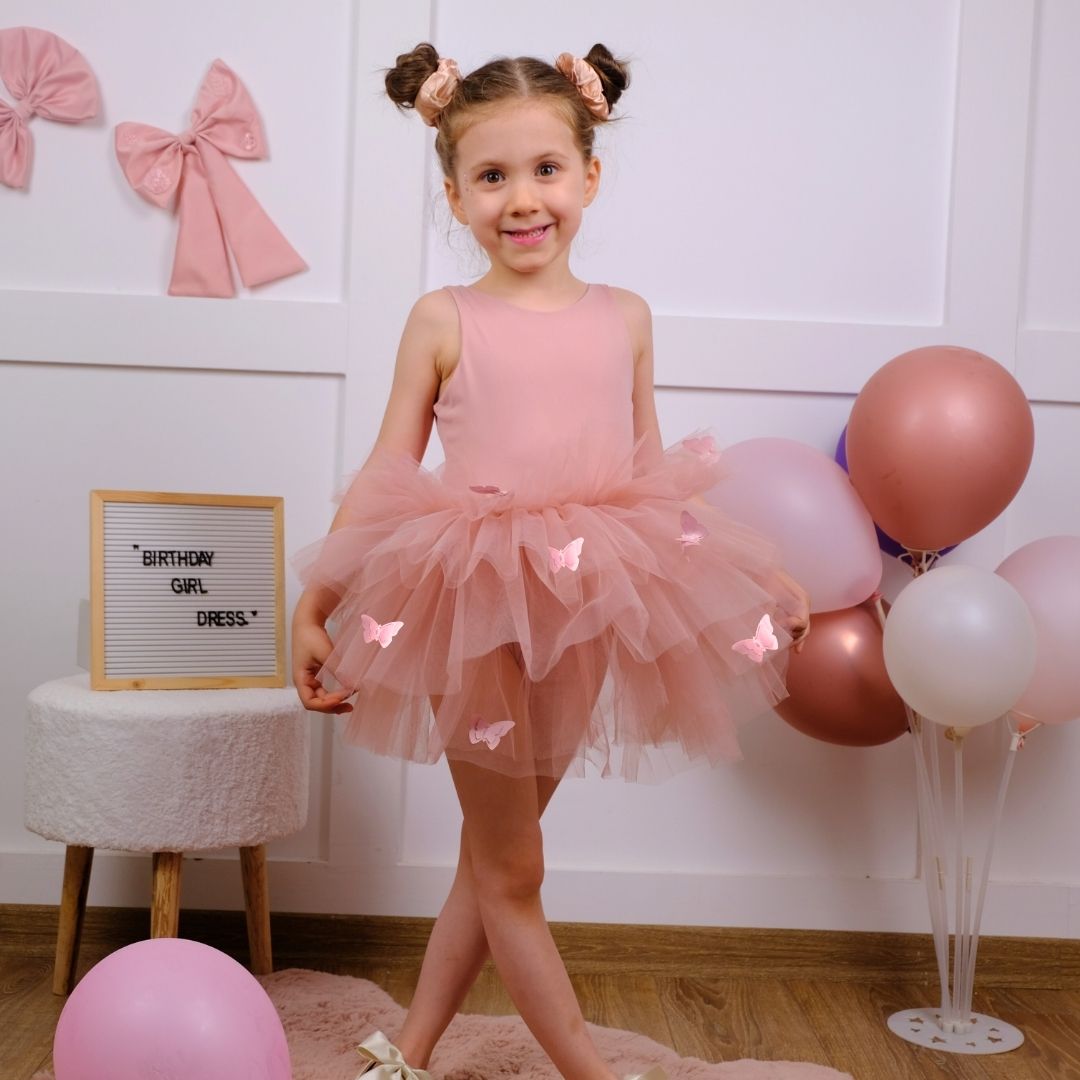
[24,674,309,994]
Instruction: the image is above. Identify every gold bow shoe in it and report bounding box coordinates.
[354,1030,432,1079]
[624,1069,668,1080]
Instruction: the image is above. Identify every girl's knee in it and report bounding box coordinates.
[469,824,545,901]
[448,757,546,900]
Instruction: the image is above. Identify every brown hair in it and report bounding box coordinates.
[384,43,630,178]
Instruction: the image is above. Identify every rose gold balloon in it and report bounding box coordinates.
[776,602,908,747]
[847,346,1034,551]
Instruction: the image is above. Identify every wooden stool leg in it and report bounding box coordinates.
[240,844,272,975]
[53,845,94,995]
[151,851,183,937]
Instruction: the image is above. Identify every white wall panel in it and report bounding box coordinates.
[0,0,350,301]
[1004,402,1080,548]
[1023,0,1080,332]
[0,292,347,372]
[1017,0,1080,404]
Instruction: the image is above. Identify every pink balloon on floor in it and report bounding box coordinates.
[54,938,291,1080]
[996,535,1080,725]
[705,437,882,613]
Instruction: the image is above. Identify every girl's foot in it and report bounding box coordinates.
[354,1030,432,1079]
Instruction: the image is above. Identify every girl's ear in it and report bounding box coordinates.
[583,156,602,208]
[445,177,469,225]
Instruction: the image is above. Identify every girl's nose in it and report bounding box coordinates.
[506,179,541,213]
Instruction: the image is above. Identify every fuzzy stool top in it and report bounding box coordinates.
[24,673,309,852]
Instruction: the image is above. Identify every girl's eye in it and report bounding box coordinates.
[538,163,557,177]
[481,170,503,184]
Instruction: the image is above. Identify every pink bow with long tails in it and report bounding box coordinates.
[115,59,306,298]
[0,27,100,189]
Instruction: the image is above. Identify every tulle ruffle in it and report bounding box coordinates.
[292,431,793,782]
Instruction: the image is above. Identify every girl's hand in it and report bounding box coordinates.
[772,568,811,653]
[292,620,354,714]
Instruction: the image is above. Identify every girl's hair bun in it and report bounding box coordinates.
[385,41,441,112]
[582,43,630,111]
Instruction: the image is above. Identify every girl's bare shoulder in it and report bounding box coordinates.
[607,285,651,314]
[403,288,460,363]
[406,287,461,385]
[408,287,460,340]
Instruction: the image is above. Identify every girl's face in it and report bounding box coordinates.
[444,100,601,281]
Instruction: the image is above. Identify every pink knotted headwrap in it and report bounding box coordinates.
[554,53,609,119]
[115,59,306,298]
[0,26,100,190]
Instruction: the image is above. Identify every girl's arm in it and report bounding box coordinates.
[292,290,456,712]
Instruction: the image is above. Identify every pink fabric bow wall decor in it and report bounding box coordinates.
[0,26,100,190]
[115,59,306,298]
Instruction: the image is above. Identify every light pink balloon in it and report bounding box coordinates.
[705,437,882,613]
[54,938,291,1080]
[996,536,1080,725]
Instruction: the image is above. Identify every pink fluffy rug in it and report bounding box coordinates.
[36,968,854,1079]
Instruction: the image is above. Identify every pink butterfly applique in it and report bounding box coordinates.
[360,613,404,648]
[549,537,584,573]
[731,613,778,663]
[469,717,515,749]
[677,510,708,551]
[469,484,509,495]
[682,435,720,463]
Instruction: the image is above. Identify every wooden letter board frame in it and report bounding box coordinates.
[90,490,286,690]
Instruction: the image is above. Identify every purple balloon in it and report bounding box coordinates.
[54,938,291,1080]
[836,426,956,558]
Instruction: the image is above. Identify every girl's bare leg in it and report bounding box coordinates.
[392,776,561,1068]
[441,757,616,1079]
[394,645,611,1077]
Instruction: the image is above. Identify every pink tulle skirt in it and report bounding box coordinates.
[291,433,793,783]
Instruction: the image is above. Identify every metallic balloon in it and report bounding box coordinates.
[847,347,1033,551]
[776,601,909,746]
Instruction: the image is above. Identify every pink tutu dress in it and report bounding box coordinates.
[292,284,793,782]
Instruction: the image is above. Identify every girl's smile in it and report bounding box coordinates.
[505,223,552,245]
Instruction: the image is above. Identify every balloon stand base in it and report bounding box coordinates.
[887,1008,1023,1055]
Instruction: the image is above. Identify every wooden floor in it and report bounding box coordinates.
[3,906,1080,1080]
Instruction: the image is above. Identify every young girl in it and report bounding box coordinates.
[292,42,810,1080]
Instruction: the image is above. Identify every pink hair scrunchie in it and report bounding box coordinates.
[0,26,100,189]
[554,53,609,120]
[415,57,461,127]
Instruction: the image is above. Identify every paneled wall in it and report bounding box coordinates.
[2,0,1078,937]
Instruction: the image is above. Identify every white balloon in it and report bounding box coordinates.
[882,564,1036,728]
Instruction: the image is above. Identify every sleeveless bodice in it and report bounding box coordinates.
[434,284,635,499]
